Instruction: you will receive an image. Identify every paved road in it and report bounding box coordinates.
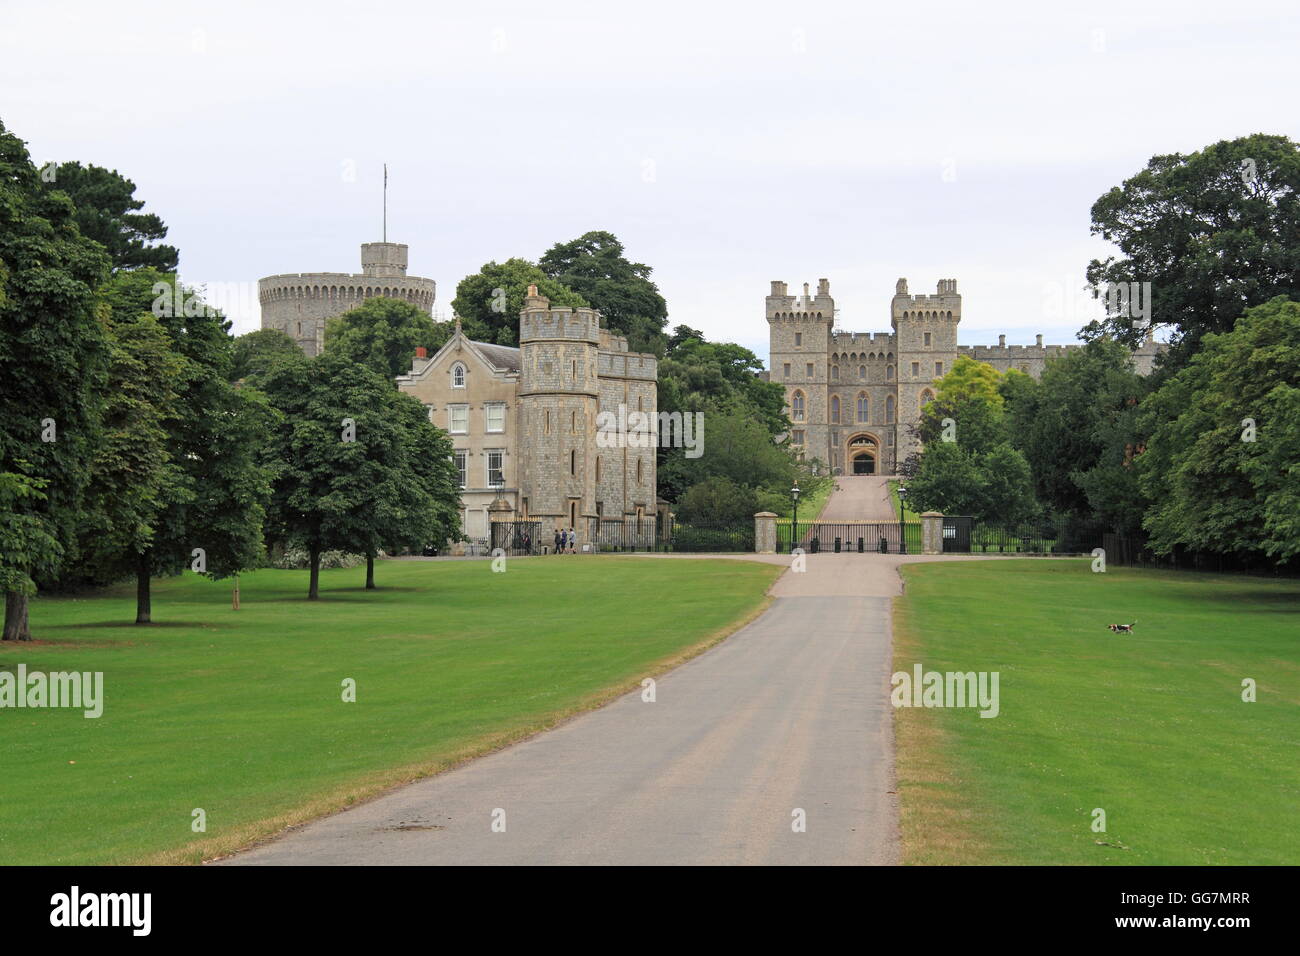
[818,476,897,522]
[223,553,980,866]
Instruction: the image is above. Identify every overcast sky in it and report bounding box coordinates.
[4,0,1296,361]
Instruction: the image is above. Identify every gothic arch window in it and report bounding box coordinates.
[886,395,896,423]
[887,365,894,380]
[452,363,466,388]
[831,365,839,380]
[856,393,869,423]
[791,390,805,422]
[830,395,840,423]
[858,365,866,379]
[920,388,936,406]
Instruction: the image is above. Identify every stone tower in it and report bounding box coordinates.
[892,277,961,464]
[259,241,436,356]
[516,285,601,538]
[767,279,835,467]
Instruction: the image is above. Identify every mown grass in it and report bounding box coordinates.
[893,559,1300,865]
[0,556,778,864]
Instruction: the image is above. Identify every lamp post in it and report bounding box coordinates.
[791,482,801,554]
[897,485,908,555]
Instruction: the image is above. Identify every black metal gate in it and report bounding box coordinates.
[490,520,542,556]
[776,521,922,554]
[942,516,972,553]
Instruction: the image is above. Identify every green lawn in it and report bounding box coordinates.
[893,559,1300,865]
[0,556,778,865]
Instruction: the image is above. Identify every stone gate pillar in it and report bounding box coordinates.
[754,512,777,554]
[921,512,943,555]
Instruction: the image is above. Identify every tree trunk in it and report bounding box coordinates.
[3,591,31,641]
[135,551,152,624]
[366,552,376,590]
[308,545,320,600]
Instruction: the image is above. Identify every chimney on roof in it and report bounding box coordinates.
[1035,334,1044,347]
[415,346,428,359]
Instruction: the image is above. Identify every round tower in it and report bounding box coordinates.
[517,285,601,542]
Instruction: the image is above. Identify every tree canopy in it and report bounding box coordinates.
[43,161,179,272]
[451,258,586,346]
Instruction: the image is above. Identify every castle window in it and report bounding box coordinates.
[858,365,865,379]
[795,332,803,347]
[783,363,791,378]
[924,332,932,347]
[570,449,576,476]
[857,394,869,423]
[831,365,839,380]
[887,365,894,380]
[571,359,577,379]
[452,363,466,388]
[596,457,601,481]
[886,395,895,423]
[921,389,936,406]
[570,410,576,433]
[544,409,551,435]
[806,363,814,378]
[637,459,644,483]
[935,361,943,376]
[448,404,468,434]
[830,395,840,423]
[486,403,505,433]
[911,362,920,377]
[792,430,805,446]
[791,390,805,422]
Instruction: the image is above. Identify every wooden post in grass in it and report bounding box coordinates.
[232,574,240,610]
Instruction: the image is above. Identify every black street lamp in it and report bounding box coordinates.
[791,483,801,554]
[897,485,908,555]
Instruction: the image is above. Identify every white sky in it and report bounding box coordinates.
[4,0,1296,362]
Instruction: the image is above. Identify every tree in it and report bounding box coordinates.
[916,357,1012,457]
[539,231,669,354]
[675,477,762,530]
[451,258,586,346]
[231,328,304,384]
[0,120,113,639]
[0,472,62,641]
[900,442,985,518]
[323,296,443,381]
[1138,297,1300,562]
[1085,134,1300,370]
[262,354,459,597]
[43,162,179,271]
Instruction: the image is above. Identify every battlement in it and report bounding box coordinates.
[767,278,833,320]
[518,285,601,344]
[831,331,894,349]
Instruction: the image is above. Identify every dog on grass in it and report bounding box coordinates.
[1107,621,1136,633]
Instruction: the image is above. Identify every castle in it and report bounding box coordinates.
[259,241,436,356]
[767,277,1164,476]
[395,286,662,549]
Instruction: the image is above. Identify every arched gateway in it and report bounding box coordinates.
[847,434,879,475]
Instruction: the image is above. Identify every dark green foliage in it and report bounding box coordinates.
[451,258,586,346]
[42,161,179,272]
[323,296,443,380]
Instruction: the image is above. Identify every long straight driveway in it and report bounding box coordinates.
[223,554,966,866]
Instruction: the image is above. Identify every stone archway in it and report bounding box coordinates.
[846,433,879,476]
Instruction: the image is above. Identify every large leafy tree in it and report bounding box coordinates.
[915,356,1015,456]
[43,162,179,271]
[104,270,273,623]
[1138,297,1300,562]
[539,231,669,354]
[451,258,586,346]
[1085,134,1300,370]
[262,354,459,597]
[0,120,112,639]
[323,296,443,381]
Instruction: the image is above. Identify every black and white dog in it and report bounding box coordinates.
[1107,621,1136,633]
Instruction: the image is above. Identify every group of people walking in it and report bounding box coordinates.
[553,527,578,554]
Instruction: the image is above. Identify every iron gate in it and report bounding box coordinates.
[942,516,972,553]
[489,520,542,556]
[776,521,922,554]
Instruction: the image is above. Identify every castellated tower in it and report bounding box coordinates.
[892,277,961,465]
[259,241,436,357]
[517,285,601,537]
[767,279,835,469]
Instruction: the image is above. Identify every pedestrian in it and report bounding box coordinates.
[554,529,562,555]
[566,527,575,554]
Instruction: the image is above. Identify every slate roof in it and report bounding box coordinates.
[471,340,522,372]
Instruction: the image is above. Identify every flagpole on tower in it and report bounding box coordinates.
[383,163,387,243]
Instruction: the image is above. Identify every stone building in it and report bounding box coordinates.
[768,277,1164,476]
[396,286,661,549]
[259,241,436,356]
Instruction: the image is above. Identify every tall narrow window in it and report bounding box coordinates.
[452,363,466,388]
[795,332,803,347]
[886,395,895,423]
[791,390,805,422]
[806,363,814,378]
[486,403,505,433]
[783,363,791,378]
[935,361,943,376]
[570,449,576,476]
[830,395,840,423]
[448,405,468,434]
[857,393,869,423]
[453,451,467,489]
[595,457,602,481]
[831,365,839,380]
[487,450,504,487]
[924,332,932,347]
[636,459,644,483]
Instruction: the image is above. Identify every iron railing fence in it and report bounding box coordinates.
[775,521,923,555]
